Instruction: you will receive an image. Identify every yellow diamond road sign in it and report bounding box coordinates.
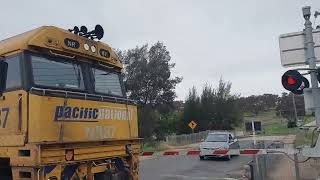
[188,120,197,130]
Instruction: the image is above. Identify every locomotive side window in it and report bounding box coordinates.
[5,55,21,90]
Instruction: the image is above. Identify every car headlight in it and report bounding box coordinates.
[219,145,229,150]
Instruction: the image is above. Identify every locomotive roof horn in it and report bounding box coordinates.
[68,24,104,40]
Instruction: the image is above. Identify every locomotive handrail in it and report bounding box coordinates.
[29,87,136,104]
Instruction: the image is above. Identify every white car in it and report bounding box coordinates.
[199,132,240,160]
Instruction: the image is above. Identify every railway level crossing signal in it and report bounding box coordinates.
[281,70,310,94]
[279,6,320,126]
[279,6,320,158]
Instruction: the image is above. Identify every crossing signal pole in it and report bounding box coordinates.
[302,6,320,127]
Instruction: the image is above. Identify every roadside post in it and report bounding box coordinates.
[252,122,263,180]
[245,121,261,143]
[245,121,262,179]
[188,120,197,134]
[251,121,257,145]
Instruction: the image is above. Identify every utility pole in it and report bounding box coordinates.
[291,93,298,124]
[302,6,320,127]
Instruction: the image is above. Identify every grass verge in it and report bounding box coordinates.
[141,141,171,152]
[245,111,318,146]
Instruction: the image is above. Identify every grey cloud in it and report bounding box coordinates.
[1,0,320,99]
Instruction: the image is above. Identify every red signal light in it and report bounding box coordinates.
[287,76,296,85]
[281,70,310,94]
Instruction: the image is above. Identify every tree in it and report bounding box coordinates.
[199,84,215,131]
[180,78,243,133]
[261,94,279,110]
[118,42,182,139]
[179,86,201,133]
[156,111,182,139]
[276,92,305,121]
[238,94,279,115]
[210,79,242,130]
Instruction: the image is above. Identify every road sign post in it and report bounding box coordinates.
[188,120,197,133]
[251,121,257,145]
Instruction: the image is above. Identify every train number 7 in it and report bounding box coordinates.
[0,108,10,128]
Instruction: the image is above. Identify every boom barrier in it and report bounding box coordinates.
[141,148,295,157]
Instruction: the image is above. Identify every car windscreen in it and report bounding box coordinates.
[91,67,123,97]
[31,55,84,90]
[205,134,228,142]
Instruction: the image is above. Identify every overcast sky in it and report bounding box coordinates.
[1,0,320,100]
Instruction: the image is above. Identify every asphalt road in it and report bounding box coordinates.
[140,155,251,180]
[140,141,255,180]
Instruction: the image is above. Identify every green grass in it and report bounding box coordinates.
[261,116,319,146]
[296,130,312,146]
[243,110,318,146]
[141,141,169,152]
[244,110,289,136]
[243,112,255,117]
[235,121,245,132]
[263,121,297,135]
[304,115,314,124]
[258,110,277,117]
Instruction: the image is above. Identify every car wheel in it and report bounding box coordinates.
[199,156,205,160]
[225,155,231,161]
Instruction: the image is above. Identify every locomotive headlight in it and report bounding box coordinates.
[84,43,89,51]
[90,45,96,53]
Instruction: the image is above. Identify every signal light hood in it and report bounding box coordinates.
[282,70,309,94]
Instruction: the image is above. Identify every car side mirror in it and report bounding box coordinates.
[0,60,8,96]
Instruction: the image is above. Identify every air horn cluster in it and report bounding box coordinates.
[68,25,104,40]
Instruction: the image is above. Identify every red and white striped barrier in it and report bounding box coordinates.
[141,148,294,157]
